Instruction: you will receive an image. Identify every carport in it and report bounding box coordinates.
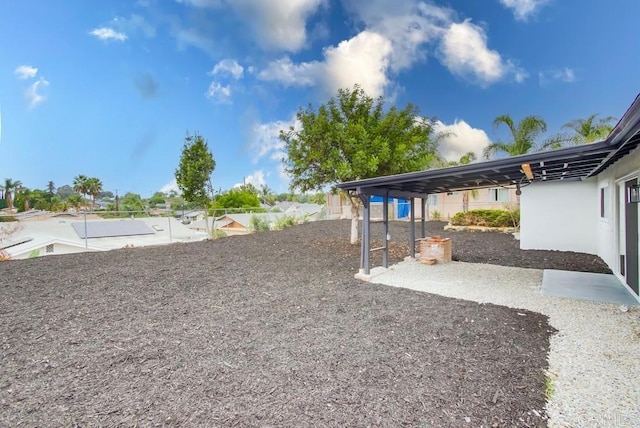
[336,126,640,275]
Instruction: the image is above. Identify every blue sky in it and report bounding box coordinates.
[1,0,638,197]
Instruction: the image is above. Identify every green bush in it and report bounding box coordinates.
[248,215,270,232]
[450,209,519,228]
[273,214,298,230]
[0,215,17,222]
[430,210,442,221]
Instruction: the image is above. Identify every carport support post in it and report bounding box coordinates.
[358,192,371,275]
[382,194,389,268]
[421,197,427,239]
[410,198,416,258]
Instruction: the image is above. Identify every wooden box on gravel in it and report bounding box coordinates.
[419,236,452,264]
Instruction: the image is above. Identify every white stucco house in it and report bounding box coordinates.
[337,94,640,302]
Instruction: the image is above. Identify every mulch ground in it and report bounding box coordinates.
[0,220,606,427]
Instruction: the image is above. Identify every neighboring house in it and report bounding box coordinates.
[337,93,640,302]
[283,203,324,221]
[422,188,519,220]
[0,217,207,259]
[213,213,287,236]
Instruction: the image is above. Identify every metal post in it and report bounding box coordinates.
[166,202,173,243]
[382,194,389,268]
[410,198,416,258]
[363,195,371,275]
[83,210,88,248]
[421,197,427,238]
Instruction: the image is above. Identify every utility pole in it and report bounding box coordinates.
[115,189,119,212]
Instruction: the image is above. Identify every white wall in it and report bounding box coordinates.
[520,179,598,254]
[596,147,640,271]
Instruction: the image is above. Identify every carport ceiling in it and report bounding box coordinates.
[337,128,640,199]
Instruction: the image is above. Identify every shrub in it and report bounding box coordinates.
[273,214,298,230]
[450,209,520,228]
[248,215,270,232]
[430,210,442,221]
[0,216,17,222]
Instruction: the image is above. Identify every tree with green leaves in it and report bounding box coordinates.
[175,131,216,236]
[483,115,547,159]
[73,175,89,209]
[541,114,617,150]
[46,181,55,197]
[213,188,262,210]
[2,178,21,211]
[563,114,616,143]
[281,84,439,243]
[86,177,103,209]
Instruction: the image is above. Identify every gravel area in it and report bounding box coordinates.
[371,260,640,428]
[0,219,632,426]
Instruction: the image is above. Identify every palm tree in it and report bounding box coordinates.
[562,114,616,143]
[483,115,547,159]
[3,178,22,211]
[73,175,89,209]
[85,177,103,210]
[67,194,83,212]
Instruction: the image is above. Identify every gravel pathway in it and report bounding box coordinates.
[370,260,640,428]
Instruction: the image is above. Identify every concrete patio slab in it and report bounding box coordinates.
[542,269,639,306]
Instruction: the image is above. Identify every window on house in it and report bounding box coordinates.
[45,244,54,253]
[600,186,608,218]
[427,194,438,205]
[488,188,510,202]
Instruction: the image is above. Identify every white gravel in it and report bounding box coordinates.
[369,260,640,428]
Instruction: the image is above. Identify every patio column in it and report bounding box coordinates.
[421,197,427,239]
[410,197,416,258]
[358,192,371,274]
[382,194,389,268]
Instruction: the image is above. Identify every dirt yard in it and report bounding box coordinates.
[0,220,606,426]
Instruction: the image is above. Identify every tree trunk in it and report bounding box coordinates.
[350,200,359,244]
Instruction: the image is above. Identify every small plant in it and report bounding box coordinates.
[544,374,555,399]
[211,229,227,239]
[248,215,270,232]
[0,216,17,222]
[430,210,442,221]
[273,214,298,230]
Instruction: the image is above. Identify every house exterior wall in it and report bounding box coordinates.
[520,179,598,254]
[595,147,640,277]
[10,242,94,260]
[425,188,519,220]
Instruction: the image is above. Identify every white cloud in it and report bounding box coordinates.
[229,0,325,52]
[257,57,320,87]
[538,67,575,86]
[160,178,181,194]
[499,0,549,21]
[89,27,128,42]
[26,77,49,108]
[322,31,392,98]
[258,31,393,98]
[205,82,232,103]
[438,20,522,87]
[14,65,38,79]
[247,114,298,164]
[210,59,244,80]
[258,1,524,96]
[235,170,267,188]
[433,120,492,162]
[177,0,323,52]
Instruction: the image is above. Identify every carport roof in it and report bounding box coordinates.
[337,94,640,199]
